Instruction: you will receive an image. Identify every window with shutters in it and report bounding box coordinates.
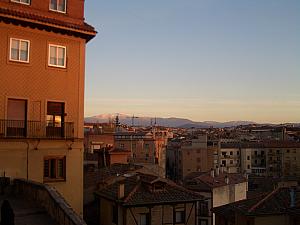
[44,156,66,182]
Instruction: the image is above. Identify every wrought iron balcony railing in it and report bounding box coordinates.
[0,120,74,139]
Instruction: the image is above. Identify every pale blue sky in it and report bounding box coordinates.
[84,0,300,123]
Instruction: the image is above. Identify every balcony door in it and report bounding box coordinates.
[46,102,65,138]
[7,99,27,137]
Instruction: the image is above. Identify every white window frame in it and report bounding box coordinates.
[48,44,67,68]
[11,0,30,5]
[49,0,67,13]
[9,38,30,63]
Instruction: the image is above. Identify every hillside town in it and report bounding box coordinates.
[0,0,299,225]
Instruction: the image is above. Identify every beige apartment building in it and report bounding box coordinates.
[0,0,96,215]
[214,142,300,178]
[167,135,215,182]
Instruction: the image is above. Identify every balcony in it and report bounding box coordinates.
[0,120,74,139]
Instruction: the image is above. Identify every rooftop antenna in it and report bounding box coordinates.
[128,114,139,127]
[115,114,120,132]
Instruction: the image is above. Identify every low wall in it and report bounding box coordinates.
[13,179,87,225]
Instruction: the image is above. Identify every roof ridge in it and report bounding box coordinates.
[248,188,280,213]
[165,179,203,198]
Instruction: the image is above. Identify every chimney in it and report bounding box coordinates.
[215,166,220,176]
[290,188,296,208]
[210,168,215,178]
[118,182,125,199]
[225,175,229,185]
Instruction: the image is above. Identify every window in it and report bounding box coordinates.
[140,213,150,225]
[247,156,250,160]
[47,102,65,137]
[198,219,208,225]
[175,210,185,223]
[48,44,66,68]
[230,160,233,164]
[222,160,226,166]
[10,38,30,63]
[198,201,209,216]
[44,156,66,181]
[120,144,125,149]
[230,151,233,155]
[6,99,27,137]
[11,0,30,5]
[247,165,250,169]
[50,0,66,13]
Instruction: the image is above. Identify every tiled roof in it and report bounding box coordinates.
[221,141,300,149]
[95,173,204,206]
[213,187,300,216]
[0,7,96,40]
[184,172,247,191]
[84,163,143,188]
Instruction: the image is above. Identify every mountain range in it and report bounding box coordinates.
[84,114,256,128]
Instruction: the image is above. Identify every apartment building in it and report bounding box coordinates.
[166,135,215,182]
[0,0,96,215]
[214,142,300,178]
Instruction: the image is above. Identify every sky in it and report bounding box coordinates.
[84,0,300,123]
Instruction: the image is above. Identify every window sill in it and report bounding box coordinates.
[7,60,31,67]
[49,9,67,14]
[44,178,66,183]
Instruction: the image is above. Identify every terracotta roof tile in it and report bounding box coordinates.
[0,7,96,40]
[96,173,204,206]
[213,187,300,216]
[184,172,247,190]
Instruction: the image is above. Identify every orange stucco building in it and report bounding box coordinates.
[0,0,96,215]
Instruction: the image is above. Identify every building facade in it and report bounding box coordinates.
[114,129,169,176]
[0,0,96,215]
[184,170,248,225]
[95,173,204,225]
[167,135,215,182]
